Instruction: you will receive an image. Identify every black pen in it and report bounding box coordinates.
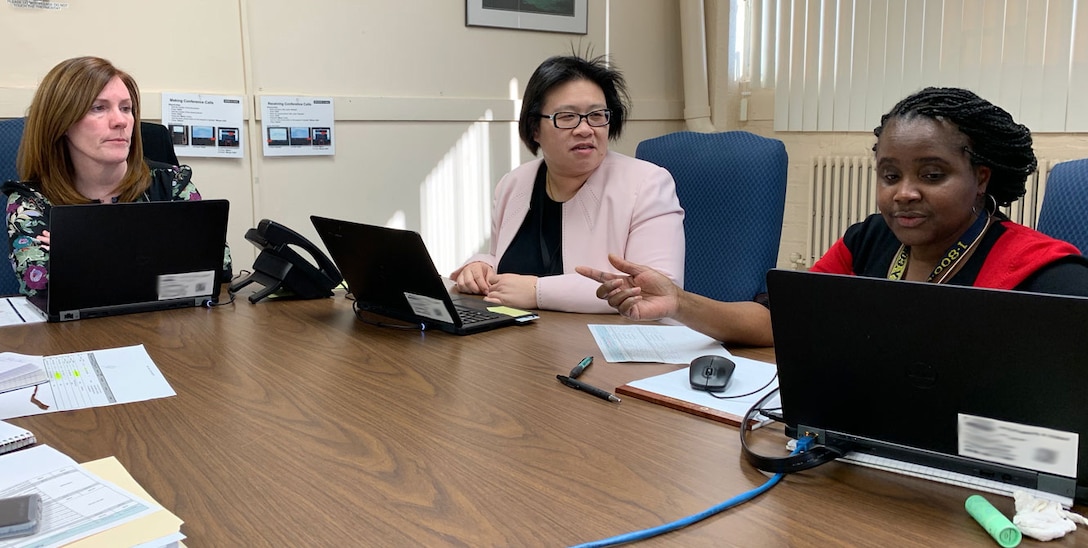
[556,374,620,403]
[569,356,593,378]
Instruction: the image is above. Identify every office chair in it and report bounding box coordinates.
[0,118,26,295]
[635,131,788,302]
[140,121,180,166]
[1036,158,1088,254]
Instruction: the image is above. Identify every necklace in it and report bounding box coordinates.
[887,213,992,283]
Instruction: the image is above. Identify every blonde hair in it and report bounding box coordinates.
[18,56,150,205]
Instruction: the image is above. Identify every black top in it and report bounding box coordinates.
[496,165,564,276]
[839,213,1088,296]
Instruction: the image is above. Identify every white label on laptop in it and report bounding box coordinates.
[157,271,216,300]
[958,413,1079,478]
[404,292,453,323]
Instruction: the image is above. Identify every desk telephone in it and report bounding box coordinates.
[229,219,343,303]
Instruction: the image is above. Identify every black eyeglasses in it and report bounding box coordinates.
[539,109,611,129]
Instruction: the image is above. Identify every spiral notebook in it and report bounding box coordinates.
[0,419,35,454]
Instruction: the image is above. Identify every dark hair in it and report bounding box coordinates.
[518,53,631,155]
[873,87,1037,207]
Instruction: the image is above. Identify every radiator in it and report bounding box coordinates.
[807,157,1058,266]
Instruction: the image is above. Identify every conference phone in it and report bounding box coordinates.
[229,219,342,303]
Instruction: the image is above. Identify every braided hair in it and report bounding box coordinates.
[873,87,1037,207]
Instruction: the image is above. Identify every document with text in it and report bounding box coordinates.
[587,324,731,364]
[0,445,160,548]
[0,345,176,420]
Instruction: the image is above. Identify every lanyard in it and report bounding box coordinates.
[887,212,991,283]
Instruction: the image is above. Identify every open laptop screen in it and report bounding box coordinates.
[767,269,1088,503]
[36,200,229,321]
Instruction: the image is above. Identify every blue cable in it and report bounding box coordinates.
[569,435,816,548]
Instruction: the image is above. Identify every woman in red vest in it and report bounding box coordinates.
[578,87,1088,346]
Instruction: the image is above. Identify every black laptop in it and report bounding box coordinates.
[310,215,533,335]
[30,200,230,322]
[767,269,1088,504]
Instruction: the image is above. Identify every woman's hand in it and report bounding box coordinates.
[482,273,539,310]
[36,230,50,251]
[453,261,494,295]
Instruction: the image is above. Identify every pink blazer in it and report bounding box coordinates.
[453,151,685,313]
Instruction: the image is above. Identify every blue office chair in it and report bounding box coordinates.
[0,118,26,296]
[635,131,788,302]
[1037,158,1088,255]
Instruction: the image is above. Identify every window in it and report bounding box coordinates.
[743,0,1088,132]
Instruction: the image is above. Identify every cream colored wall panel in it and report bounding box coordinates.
[244,0,611,97]
[607,0,683,106]
[0,89,35,118]
[0,1,243,93]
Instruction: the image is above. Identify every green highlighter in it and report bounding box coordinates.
[965,495,1021,547]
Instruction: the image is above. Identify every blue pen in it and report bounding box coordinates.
[569,356,593,378]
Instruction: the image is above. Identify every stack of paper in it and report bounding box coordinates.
[0,353,47,394]
[73,457,186,548]
[0,445,184,547]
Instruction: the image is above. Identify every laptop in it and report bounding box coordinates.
[310,216,535,335]
[30,200,230,322]
[767,269,1088,504]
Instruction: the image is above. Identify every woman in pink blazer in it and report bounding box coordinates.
[451,53,684,313]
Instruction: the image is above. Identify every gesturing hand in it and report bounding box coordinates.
[575,254,680,321]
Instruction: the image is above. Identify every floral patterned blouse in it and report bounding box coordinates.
[2,162,232,296]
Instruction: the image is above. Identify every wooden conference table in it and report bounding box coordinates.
[6,291,1078,547]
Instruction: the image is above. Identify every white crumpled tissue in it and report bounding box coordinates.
[1013,490,1088,541]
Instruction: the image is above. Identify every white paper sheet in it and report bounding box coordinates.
[0,445,159,548]
[624,357,780,427]
[0,297,47,326]
[588,324,731,364]
[0,345,176,420]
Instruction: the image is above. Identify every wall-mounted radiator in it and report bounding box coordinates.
[807,157,1059,266]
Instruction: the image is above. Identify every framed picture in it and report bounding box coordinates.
[466,0,587,34]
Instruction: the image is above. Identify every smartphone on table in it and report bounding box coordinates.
[0,494,42,540]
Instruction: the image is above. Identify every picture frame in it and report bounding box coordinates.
[466,0,587,35]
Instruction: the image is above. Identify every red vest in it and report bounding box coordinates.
[812,220,1081,289]
[974,221,1082,289]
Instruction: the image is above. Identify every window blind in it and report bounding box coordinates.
[746,0,1088,132]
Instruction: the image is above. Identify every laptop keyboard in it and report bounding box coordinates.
[454,304,504,325]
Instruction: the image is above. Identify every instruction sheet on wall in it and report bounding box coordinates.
[259,95,335,157]
[161,92,245,158]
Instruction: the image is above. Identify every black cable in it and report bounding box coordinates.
[707,372,778,400]
[351,300,424,331]
[204,271,246,307]
[739,387,844,474]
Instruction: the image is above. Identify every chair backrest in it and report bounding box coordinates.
[1036,158,1088,254]
[140,121,180,166]
[635,130,788,302]
[0,117,24,183]
[0,118,26,295]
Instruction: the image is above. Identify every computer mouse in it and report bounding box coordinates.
[689,355,736,392]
